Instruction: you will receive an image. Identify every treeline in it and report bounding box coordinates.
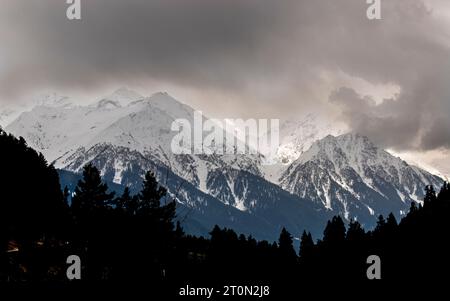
[297,183,450,280]
[1,128,449,284]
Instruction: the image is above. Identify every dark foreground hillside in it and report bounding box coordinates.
[1,129,449,296]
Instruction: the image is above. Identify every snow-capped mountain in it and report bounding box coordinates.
[33,92,74,108]
[1,92,73,127]
[4,89,444,239]
[7,91,306,239]
[56,143,330,240]
[99,87,144,106]
[277,114,347,165]
[262,114,347,184]
[280,133,443,227]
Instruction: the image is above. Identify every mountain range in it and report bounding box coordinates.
[3,88,443,241]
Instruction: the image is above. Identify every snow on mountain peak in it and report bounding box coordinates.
[1,93,73,127]
[277,113,347,165]
[33,92,73,108]
[296,132,406,172]
[280,132,443,223]
[129,92,195,121]
[102,87,144,105]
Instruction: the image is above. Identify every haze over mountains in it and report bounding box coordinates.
[2,89,443,240]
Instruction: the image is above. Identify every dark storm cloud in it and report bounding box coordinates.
[330,88,424,150]
[0,0,291,96]
[330,58,450,151]
[0,0,450,151]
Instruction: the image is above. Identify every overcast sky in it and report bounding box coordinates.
[0,0,449,176]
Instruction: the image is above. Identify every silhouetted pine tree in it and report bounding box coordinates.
[0,129,69,281]
[71,163,115,217]
[174,221,185,239]
[344,220,367,278]
[122,170,177,281]
[346,220,365,242]
[137,171,176,232]
[69,164,116,279]
[385,213,397,232]
[322,216,346,245]
[298,230,315,276]
[278,228,297,268]
[114,186,132,211]
[318,216,346,278]
[299,230,314,259]
[138,171,166,212]
[278,228,295,255]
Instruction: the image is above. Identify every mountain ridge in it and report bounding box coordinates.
[4,89,444,239]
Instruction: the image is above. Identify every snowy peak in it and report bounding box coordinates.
[280,132,443,224]
[5,90,197,161]
[32,92,73,108]
[129,92,195,121]
[102,87,143,105]
[83,92,200,153]
[289,132,437,184]
[298,133,408,173]
[298,133,372,163]
[262,114,347,184]
[277,113,347,165]
[1,93,73,127]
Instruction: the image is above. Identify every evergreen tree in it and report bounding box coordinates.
[138,171,167,214]
[278,228,297,261]
[323,216,346,245]
[299,230,314,258]
[126,170,177,280]
[174,221,185,239]
[346,220,365,242]
[210,225,223,244]
[374,215,386,234]
[0,129,68,281]
[115,186,133,210]
[386,213,398,230]
[136,171,176,234]
[71,163,114,216]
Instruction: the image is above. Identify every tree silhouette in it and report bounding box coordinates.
[71,163,115,217]
[138,171,166,212]
[386,213,397,231]
[137,171,176,233]
[114,186,133,211]
[373,215,386,235]
[346,220,365,242]
[323,216,346,245]
[0,129,69,281]
[299,230,314,258]
[278,227,297,268]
